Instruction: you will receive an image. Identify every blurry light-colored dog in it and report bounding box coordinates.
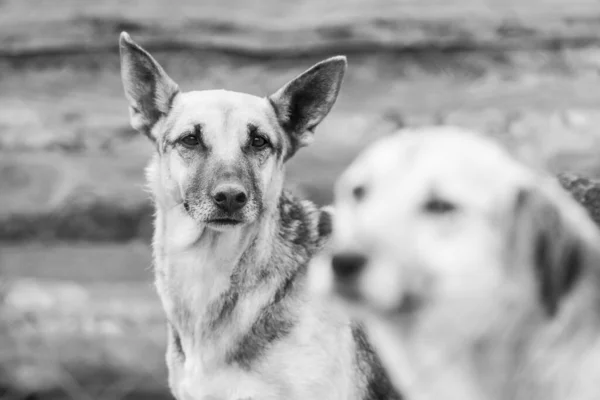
[118,32,400,400]
[325,127,600,400]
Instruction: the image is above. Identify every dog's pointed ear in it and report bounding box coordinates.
[511,184,597,317]
[119,32,180,139]
[268,56,347,158]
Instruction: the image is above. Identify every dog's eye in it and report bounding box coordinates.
[180,134,201,147]
[423,197,457,214]
[248,124,270,150]
[251,135,268,149]
[352,185,366,201]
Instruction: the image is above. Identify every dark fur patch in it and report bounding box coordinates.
[278,194,311,253]
[557,173,600,227]
[192,124,209,151]
[284,87,320,135]
[526,189,586,318]
[169,322,185,361]
[317,208,332,239]
[208,290,240,331]
[249,158,263,213]
[225,268,301,369]
[267,97,291,161]
[534,232,556,316]
[534,231,583,317]
[562,244,583,299]
[352,324,403,400]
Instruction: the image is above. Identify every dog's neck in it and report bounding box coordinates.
[514,278,600,400]
[152,189,329,365]
[471,277,600,400]
[398,275,600,400]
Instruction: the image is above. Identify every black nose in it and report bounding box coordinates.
[331,252,367,281]
[211,184,248,213]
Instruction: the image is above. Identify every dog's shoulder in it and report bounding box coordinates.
[351,323,403,400]
[278,190,333,255]
[557,172,600,228]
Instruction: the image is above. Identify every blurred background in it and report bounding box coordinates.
[3,0,600,399]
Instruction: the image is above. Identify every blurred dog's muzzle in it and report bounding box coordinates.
[334,279,363,302]
[331,252,367,281]
[331,251,368,301]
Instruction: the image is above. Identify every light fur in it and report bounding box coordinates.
[327,126,600,400]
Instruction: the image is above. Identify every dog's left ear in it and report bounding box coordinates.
[269,56,347,158]
[511,184,597,317]
[119,32,180,139]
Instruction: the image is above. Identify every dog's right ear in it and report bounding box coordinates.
[119,32,179,139]
[511,184,597,317]
[268,56,347,160]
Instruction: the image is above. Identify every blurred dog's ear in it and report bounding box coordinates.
[119,32,179,139]
[511,185,593,317]
[316,205,334,248]
[269,56,347,160]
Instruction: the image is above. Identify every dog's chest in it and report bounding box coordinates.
[156,232,245,338]
[173,307,356,400]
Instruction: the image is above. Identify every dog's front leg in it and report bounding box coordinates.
[166,323,187,399]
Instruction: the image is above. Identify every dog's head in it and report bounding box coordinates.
[328,127,600,395]
[119,33,346,231]
[331,128,535,317]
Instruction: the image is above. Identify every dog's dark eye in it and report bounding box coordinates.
[352,185,366,201]
[180,134,200,147]
[423,197,457,214]
[251,135,268,149]
[247,124,270,151]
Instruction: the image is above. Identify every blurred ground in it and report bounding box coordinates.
[3,0,600,399]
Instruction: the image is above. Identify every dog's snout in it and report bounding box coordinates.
[331,252,367,280]
[211,184,248,213]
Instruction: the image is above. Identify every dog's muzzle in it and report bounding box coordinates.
[210,183,248,214]
[331,252,368,301]
[331,252,367,281]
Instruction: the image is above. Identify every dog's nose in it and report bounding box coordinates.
[211,184,248,213]
[331,252,367,281]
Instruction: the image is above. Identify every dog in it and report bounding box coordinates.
[118,32,400,400]
[325,126,600,400]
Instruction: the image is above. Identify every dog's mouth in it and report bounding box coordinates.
[334,280,363,303]
[388,291,425,317]
[206,218,243,227]
[334,279,423,320]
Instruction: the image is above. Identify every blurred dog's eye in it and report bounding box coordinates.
[180,134,201,147]
[250,135,269,149]
[352,185,366,201]
[423,197,457,214]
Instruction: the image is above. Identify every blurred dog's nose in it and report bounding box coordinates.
[211,184,248,213]
[331,252,367,280]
